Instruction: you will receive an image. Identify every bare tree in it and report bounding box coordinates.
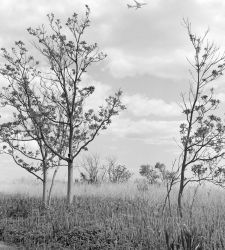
[105,157,132,183]
[80,153,105,184]
[162,160,180,216]
[47,165,60,205]
[177,19,225,217]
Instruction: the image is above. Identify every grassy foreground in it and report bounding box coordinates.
[0,181,225,249]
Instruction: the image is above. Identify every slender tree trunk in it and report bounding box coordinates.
[162,181,173,216]
[67,160,74,204]
[42,168,48,205]
[177,190,183,217]
[178,169,185,217]
[47,165,59,206]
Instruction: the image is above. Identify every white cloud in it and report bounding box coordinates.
[0,107,15,122]
[123,94,181,117]
[215,92,225,103]
[1,0,225,174]
[105,48,187,79]
[85,81,112,110]
[79,74,112,110]
[107,117,180,145]
[195,0,223,4]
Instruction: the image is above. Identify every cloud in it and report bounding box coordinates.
[105,48,187,79]
[1,0,224,82]
[123,94,181,117]
[77,74,113,111]
[107,117,181,145]
[1,0,225,172]
[0,107,15,122]
[85,81,112,110]
[215,92,225,103]
[195,0,224,5]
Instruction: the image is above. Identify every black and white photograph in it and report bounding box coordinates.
[0,0,225,249]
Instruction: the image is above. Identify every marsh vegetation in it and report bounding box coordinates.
[0,181,225,249]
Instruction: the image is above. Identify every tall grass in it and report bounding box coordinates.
[0,180,225,249]
[1,179,167,201]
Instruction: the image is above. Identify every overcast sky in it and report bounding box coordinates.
[1,0,225,181]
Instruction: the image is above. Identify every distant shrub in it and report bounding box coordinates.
[139,162,173,185]
[104,157,133,183]
[80,154,105,184]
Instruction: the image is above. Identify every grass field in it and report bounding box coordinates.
[1,180,225,249]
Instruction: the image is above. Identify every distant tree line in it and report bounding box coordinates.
[78,154,133,184]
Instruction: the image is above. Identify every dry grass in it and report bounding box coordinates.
[1,180,225,249]
[0,178,167,201]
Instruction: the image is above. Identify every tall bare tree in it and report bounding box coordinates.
[177,20,225,217]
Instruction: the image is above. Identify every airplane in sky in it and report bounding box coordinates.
[127,0,147,10]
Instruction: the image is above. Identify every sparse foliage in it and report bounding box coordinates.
[0,41,63,204]
[26,6,125,204]
[80,154,105,184]
[0,6,125,204]
[139,162,171,185]
[105,157,132,183]
[177,19,225,217]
